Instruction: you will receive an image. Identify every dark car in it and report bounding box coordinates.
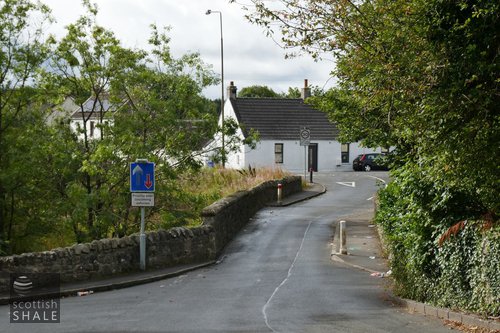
[352,153,389,171]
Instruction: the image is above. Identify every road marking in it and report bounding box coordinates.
[262,221,312,332]
[336,181,356,187]
[366,175,386,184]
[367,196,373,201]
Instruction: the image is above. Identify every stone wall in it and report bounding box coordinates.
[0,176,302,293]
[0,226,215,294]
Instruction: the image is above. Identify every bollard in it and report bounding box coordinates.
[339,220,348,254]
[309,168,314,183]
[277,183,283,204]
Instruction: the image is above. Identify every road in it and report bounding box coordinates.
[1,171,453,332]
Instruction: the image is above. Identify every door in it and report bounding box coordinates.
[308,143,318,172]
[341,143,350,163]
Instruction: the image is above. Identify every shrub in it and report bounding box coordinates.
[376,166,499,316]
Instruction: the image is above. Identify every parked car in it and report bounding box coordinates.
[352,153,389,171]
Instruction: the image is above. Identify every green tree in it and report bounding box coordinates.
[45,2,144,241]
[0,0,53,253]
[238,85,279,98]
[46,5,221,241]
[281,87,301,98]
[109,24,220,233]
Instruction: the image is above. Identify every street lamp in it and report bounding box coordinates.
[206,9,225,168]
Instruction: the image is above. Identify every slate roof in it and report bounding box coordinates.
[71,95,127,120]
[229,98,339,140]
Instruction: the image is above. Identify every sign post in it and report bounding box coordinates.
[130,159,155,271]
[300,127,310,180]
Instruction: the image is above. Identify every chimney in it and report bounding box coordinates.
[227,81,237,99]
[301,79,311,99]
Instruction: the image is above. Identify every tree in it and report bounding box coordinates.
[46,5,221,241]
[281,87,301,98]
[0,0,53,253]
[238,85,279,98]
[44,2,144,241]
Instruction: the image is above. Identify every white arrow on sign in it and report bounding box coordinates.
[336,182,356,188]
[132,165,143,187]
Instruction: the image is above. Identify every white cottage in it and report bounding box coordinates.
[210,80,383,173]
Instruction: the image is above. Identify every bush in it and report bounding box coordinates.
[376,165,499,317]
[435,223,499,315]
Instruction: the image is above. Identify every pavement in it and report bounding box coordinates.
[329,197,500,333]
[2,180,499,332]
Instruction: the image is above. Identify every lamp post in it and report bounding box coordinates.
[206,9,225,168]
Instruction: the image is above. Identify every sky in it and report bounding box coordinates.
[42,0,337,99]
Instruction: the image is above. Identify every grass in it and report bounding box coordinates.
[150,166,292,230]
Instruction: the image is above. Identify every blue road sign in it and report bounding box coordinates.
[130,161,155,192]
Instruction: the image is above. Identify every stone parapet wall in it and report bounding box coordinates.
[0,226,215,294]
[0,176,302,293]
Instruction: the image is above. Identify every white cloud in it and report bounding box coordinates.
[42,0,336,98]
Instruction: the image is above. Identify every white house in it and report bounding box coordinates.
[49,95,125,140]
[207,80,384,173]
[69,95,122,140]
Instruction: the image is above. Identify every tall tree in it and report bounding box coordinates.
[46,5,220,241]
[0,0,52,253]
[108,24,220,236]
[45,1,144,241]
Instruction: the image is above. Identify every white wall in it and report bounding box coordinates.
[244,140,336,173]
[239,140,383,173]
[70,119,111,141]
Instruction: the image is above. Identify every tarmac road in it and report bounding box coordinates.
[0,171,454,333]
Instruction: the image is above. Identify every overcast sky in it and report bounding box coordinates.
[42,0,336,99]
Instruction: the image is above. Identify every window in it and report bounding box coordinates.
[275,143,284,164]
[341,143,350,163]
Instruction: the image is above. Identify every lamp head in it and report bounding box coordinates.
[205,9,212,15]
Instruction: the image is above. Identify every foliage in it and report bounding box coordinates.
[239,0,499,212]
[237,164,257,178]
[376,167,499,316]
[0,0,53,254]
[238,85,279,98]
[238,84,323,99]
[41,5,222,243]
